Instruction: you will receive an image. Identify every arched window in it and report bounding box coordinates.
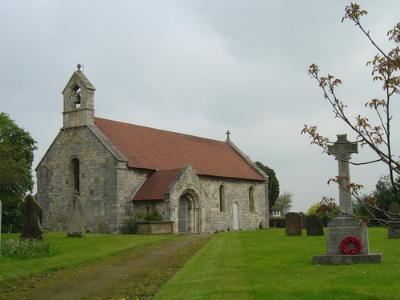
[71,158,80,194]
[249,186,255,212]
[219,185,225,212]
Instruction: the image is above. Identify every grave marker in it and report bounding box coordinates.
[21,195,43,240]
[388,202,400,239]
[285,212,302,236]
[305,215,324,236]
[0,200,2,255]
[313,134,382,264]
[67,192,85,237]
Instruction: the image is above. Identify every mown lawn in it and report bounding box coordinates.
[156,228,400,300]
[0,232,175,283]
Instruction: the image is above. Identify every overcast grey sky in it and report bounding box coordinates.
[1,0,399,212]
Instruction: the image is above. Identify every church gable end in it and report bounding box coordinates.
[36,126,121,232]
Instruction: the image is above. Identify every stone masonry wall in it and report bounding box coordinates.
[36,126,120,232]
[198,177,267,232]
[37,126,268,233]
[115,166,152,229]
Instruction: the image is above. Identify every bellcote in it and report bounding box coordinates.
[62,65,96,129]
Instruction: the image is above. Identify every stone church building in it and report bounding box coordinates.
[36,67,269,233]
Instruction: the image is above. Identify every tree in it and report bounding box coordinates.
[301,3,400,227]
[255,161,280,209]
[306,203,320,215]
[354,176,400,225]
[374,176,400,211]
[0,112,37,232]
[307,199,339,226]
[275,191,293,215]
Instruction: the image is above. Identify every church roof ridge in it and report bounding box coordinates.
[94,117,225,144]
[94,117,265,181]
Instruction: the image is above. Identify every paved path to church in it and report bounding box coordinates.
[1,234,211,300]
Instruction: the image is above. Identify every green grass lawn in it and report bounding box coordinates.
[156,228,400,300]
[0,232,175,283]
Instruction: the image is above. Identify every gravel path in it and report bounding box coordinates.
[0,234,211,300]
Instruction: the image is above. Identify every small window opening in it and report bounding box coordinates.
[72,158,80,194]
[249,186,255,212]
[219,185,225,212]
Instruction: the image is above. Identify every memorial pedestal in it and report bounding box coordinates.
[312,216,382,264]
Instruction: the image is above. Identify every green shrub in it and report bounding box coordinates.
[144,211,162,222]
[1,239,54,259]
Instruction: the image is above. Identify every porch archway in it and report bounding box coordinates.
[177,189,201,233]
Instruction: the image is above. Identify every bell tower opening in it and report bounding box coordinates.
[72,85,81,109]
[62,64,96,128]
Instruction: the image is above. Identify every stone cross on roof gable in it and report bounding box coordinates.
[327,134,358,215]
[225,130,231,141]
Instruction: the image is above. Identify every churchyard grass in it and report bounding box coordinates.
[0,232,175,283]
[1,239,54,259]
[156,228,400,300]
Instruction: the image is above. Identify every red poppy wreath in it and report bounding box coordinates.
[339,236,362,255]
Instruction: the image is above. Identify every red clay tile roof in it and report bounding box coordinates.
[133,168,182,201]
[94,117,265,181]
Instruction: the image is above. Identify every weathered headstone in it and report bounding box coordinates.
[0,200,2,255]
[388,202,400,239]
[67,193,85,237]
[285,212,302,236]
[299,212,306,229]
[313,134,382,264]
[305,215,324,236]
[21,195,43,240]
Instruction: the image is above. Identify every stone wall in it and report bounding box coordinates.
[131,167,268,233]
[132,201,169,221]
[36,126,120,232]
[198,177,267,232]
[115,166,150,230]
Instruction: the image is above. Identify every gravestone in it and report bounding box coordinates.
[67,193,85,237]
[388,202,400,239]
[0,200,2,255]
[299,212,306,229]
[305,215,324,236]
[313,134,382,264]
[285,212,302,236]
[21,195,43,240]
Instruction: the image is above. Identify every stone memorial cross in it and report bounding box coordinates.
[327,134,358,215]
[313,134,382,264]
